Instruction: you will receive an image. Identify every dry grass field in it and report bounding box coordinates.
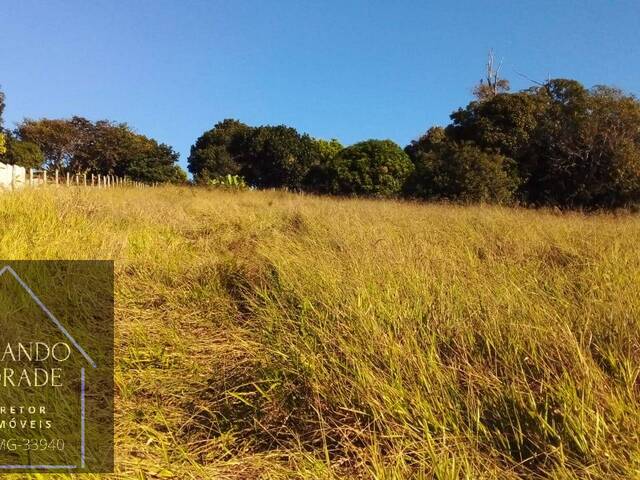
[0,186,639,479]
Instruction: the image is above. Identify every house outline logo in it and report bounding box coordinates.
[0,264,96,471]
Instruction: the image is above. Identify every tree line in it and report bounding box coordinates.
[188,76,640,209]
[0,95,186,184]
[3,69,640,208]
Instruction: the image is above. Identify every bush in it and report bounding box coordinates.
[406,141,519,203]
[207,174,247,190]
[326,139,414,197]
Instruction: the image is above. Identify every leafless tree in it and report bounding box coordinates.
[473,50,510,100]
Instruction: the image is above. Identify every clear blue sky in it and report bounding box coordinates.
[1,0,638,171]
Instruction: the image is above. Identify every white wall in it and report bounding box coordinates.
[0,162,27,190]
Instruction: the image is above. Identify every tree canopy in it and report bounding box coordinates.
[405,140,518,203]
[187,119,250,183]
[188,120,324,190]
[426,78,640,208]
[238,125,322,190]
[3,136,44,169]
[325,140,414,197]
[15,117,186,183]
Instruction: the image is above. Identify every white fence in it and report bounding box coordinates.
[0,162,151,191]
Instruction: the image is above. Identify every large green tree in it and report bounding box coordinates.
[524,80,640,206]
[425,78,640,208]
[187,119,250,183]
[405,140,519,203]
[3,135,45,168]
[303,138,344,192]
[446,92,544,161]
[117,140,184,183]
[189,120,324,190]
[237,125,322,190]
[325,139,414,197]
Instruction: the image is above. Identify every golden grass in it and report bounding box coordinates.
[0,186,639,479]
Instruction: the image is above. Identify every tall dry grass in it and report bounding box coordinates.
[0,186,638,479]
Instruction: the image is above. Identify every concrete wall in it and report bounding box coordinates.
[0,162,27,190]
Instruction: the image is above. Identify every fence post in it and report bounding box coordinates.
[11,165,16,191]
[91,173,94,186]
[66,172,70,186]
[55,170,59,186]
[43,170,47,187]
[83,173,87,187]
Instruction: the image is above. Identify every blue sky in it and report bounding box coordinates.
[1,0,638,171]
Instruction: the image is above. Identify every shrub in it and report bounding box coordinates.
[207,174,247,190]
[326,139,414,197]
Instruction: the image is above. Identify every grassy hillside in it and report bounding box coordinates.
[1,186,639,479]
